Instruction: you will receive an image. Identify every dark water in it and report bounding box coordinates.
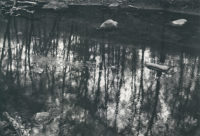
[0,7,200,136]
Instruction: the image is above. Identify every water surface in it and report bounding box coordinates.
[0,7,200,136]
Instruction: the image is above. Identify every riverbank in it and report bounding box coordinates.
[65,3,200,17]
[47,0,200,16]
[126,1,200,17]
[1,0,200,16]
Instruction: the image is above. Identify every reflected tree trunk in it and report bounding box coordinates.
[137,46,145,136]
[120,48,137,135]
[13,17,19,44]
[13,17,21,87]
[145,35,166,135]
[114,47,126,130]
[180,57,197,114]
[172,51,184,116]
[7,23,12,72]
[59,23,73,136]
[26,20,35,92]
[104,44,109,125]
[93,44,104,113]
[0,17,11,67]
[145,72,162,136]
[45,15,61,56]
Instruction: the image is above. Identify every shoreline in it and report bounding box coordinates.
[1,1,200,16]
[66,3,200,17]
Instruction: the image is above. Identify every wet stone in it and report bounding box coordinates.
[100,19,118,30]
[171,19,187,26]
[34,112,50,123]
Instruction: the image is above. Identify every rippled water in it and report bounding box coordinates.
[0,7,200,136]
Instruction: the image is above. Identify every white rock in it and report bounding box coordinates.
[171,19,187,26]
[100,19,118,29]
[145,63,170,72]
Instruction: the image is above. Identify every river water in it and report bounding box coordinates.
[0,7,200,136]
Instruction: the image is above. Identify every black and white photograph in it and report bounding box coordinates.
[0,0,200,136]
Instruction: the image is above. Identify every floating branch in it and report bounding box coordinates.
[145,62,170,72]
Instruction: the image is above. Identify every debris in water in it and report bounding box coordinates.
[145,62,170,72]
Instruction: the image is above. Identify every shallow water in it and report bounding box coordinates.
[0,7,200,136]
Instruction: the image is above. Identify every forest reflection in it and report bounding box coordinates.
[0,10,200,136]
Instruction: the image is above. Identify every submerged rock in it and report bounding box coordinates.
[34,112,50,123]
[99,19,118,30]
[171,19,187,26]
[145,63,170,72]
